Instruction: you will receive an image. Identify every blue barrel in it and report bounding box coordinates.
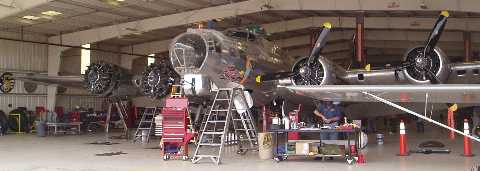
[36,121,46,137]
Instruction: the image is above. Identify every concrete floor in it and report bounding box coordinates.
[0,125,479,171]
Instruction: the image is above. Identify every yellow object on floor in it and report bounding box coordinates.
[7,113,24,134]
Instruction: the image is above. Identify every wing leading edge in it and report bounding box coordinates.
[14,75,84,88]
[281,84,480,103]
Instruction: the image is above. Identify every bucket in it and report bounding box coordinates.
[376,133,384,145]
[258,132,273,159]
[36,121,46,137]
[141,130,149,143]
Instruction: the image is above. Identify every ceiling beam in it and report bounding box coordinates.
[56,0,136,18]
[119,13,480,55]
[262,16,480,35]
[49,0,480,46]
[0,0,53,20]
[150,0,189,11]
[48,0,258,45]
[182,0,212,7]
[120,28,476,56]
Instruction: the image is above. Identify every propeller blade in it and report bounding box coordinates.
[425,68,440,84]
[307,22,332,65]
[256,71,294,83]
[423,10,449,56]
[393,61,414,73]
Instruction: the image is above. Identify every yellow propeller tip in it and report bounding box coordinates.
[323,22,332,29]
[255,75,262,83]
[365,64,371,71]
[440,10,449,17]
[449,103,458,111]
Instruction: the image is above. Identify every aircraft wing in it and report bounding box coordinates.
[341,69,408,85]
[281,84,480,103]
[447,62,480,84]
[14,75,84,88]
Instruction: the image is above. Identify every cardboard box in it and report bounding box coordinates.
[309,143,319,154]
[296,142,310,155]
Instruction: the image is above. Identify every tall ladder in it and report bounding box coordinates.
[231,92,258,154]
[133,107,158,144]
[191,88,257,165]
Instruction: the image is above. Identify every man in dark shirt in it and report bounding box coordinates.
[313,101,342,140]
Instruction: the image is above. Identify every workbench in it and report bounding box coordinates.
[46,122,82,136]
[269,128,360,164]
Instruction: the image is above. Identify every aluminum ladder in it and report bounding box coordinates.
[191,88,257,165]
[133,107,158,144]
[231,92,258,154]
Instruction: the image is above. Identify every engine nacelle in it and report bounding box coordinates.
[83,62,131,96]
[140,60,178,99]
[290,56,338,86]
[402,46,450,84]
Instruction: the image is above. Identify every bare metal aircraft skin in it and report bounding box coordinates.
[166,11,480,106]
[168,27,290,104]
[258,11,480,104]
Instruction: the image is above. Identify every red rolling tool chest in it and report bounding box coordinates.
[161,97,195,160]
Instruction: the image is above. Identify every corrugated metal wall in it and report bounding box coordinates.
[0,32,114,113]
[0,32,49,113]
[60,43,121,75]
[0,94,46,113]
[56,95,106,111]
[91,43,121,65]
[0,39,48,72]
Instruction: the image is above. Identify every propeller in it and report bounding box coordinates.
[256,22,332,84]
[395,11,449,84]
[423,11,449,58]
[307,22,332,66]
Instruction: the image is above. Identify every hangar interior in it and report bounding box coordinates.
[0,0,479,171]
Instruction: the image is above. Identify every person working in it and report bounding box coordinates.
[313,101,342,140]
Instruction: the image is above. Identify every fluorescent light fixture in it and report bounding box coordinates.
[81,44,91,75]
[117,0,125,1]
[22,15,40,20]
[147,54,155,65]
[41,10,62,16]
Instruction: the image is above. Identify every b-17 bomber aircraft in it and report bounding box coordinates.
[257,11,480,142]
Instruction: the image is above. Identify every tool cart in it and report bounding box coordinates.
[270,128,361,165]
[161,97,196,161]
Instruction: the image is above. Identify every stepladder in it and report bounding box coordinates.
[103,97,130,142]
[133,107,159,144]
[231,91,258,154]
[191,88,258,165]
